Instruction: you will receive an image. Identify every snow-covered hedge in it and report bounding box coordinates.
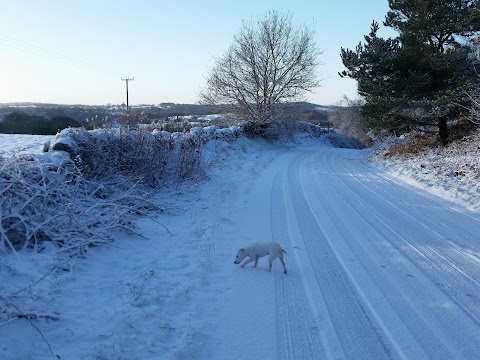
[52,125,243,187]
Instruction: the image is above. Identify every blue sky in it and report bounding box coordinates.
[0,1,393,106]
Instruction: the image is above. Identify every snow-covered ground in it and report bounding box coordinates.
[0,134,53,157]
[1,130,480,359]
[370,132,480,212]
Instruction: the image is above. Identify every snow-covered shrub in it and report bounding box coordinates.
[52,127,204,187]
[329,98,372,147]
[52,125,246,187]
[294,121,331,137]
[371,130,480,211]
[462,88,480,126]
[325,132,365,149]
[0,154,156,253]
[379,132,438,157]
[241,120,328,140]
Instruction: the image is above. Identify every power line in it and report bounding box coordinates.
[0,33,168,104]
[132,78,166,102]
[0,33,122,77]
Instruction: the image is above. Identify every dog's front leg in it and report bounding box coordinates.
[241,256,255,268]
[279,257,287,274]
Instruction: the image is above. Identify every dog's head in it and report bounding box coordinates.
[234,248,247,264]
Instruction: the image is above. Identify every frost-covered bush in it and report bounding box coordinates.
[0,153,157,253]
[0,125,246,253]
[242,120,328,140]
[371,129,480,212]
[53,127,179,187]
[329,98,372,147]
[463,88,480,126]
[52,126,243,187]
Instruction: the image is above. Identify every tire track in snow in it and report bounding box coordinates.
[304,149,480,358]
[326,149,480,327]
[301,151,454,358]
[286,153,394,360]
[339,155,480,325]
[270,172,326,360]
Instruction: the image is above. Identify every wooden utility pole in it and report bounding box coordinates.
[121,77,134,113]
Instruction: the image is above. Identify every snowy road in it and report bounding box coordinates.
[215,146,480,360]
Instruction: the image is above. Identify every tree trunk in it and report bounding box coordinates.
[438,115,448,146]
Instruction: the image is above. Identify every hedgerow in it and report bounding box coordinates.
[0,125,244,254]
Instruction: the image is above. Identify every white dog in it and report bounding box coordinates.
[234,242,287,274]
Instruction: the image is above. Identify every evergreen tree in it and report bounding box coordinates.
[340,22,415,132]
[340,0,479,144]
[385,0,480,53]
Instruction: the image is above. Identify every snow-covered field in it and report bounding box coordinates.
[1,130,480,359]
[0,134,53,157]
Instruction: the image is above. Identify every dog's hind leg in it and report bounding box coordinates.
[253,256,259,268]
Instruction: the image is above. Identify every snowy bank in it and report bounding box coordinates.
[370,131,480,212]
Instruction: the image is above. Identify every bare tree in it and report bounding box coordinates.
[330,97,372,146]
[200,10,321,125]
[461,87,480,126]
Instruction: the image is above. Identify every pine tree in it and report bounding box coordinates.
[340,0,479,144]
[385,0,479,54]
[340,22,423,132]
